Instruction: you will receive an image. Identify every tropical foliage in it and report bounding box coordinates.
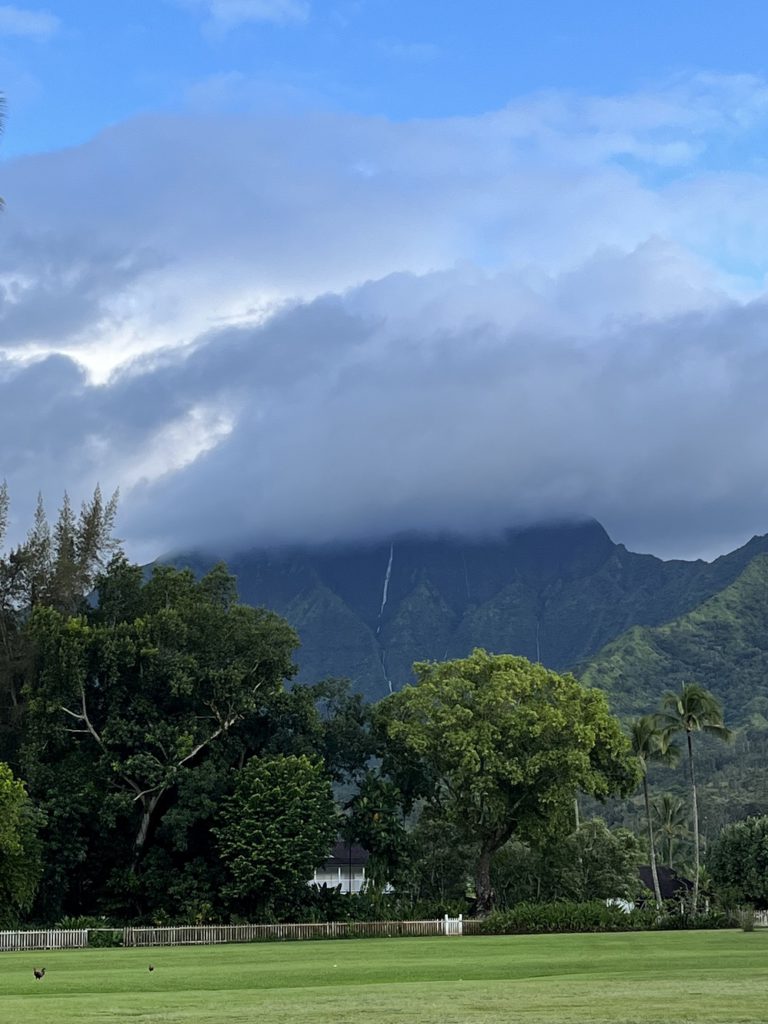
[657,683,732,911]
[0,761,42,925]
[629,715,678,907]
[708,815,768,908]
[375,649,639,911]
[0,486,753,926]
[215,754,337,917]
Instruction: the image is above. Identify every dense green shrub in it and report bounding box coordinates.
[55,915,123,946]
[87,929,123,948]
[477,901,642,934]
[709,816,768,908]
[475,901,734,935]
[491,821,642,908]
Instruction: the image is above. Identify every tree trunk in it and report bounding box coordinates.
[475,846,495,915]
[643,774,662,909]
[134,791,163,863]
[688,731,700,915]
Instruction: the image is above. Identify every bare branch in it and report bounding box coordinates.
[62,689,144,798]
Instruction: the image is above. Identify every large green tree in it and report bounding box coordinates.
[215,754,337,917]
[0,761,43,924]
[708,815,768,908]
[376,649,639,913]
[629,715,678,909]
[657,682,731,912]
[23,559,299,916]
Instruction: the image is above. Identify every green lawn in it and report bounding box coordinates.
[1,931,767,1024]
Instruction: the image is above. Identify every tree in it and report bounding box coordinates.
[491,819,642,906]
[0,762,43,924]
[343,772,410,891]
[629,715,678,909]
[401,811,474,909]
[708,815,768,908]
[652,793,691,871]
[657,682,732,912]
[376,649,639,913]
[0,487,120,764]
[245,677,374,787]
[24,560,299,893]
[214,754,337,916]
[1,487,119,615]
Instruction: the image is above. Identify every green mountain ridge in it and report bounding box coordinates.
[169,520,768,703]
[581,553,768,724]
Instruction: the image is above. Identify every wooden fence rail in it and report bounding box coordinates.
[0,929,88,952]
[122,919,448,946]
[0,918,465,952]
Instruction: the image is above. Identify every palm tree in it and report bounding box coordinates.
[629,715,678,909]
[657,683,732,912]
[651,792,691,871]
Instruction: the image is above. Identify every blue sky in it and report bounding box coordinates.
[5,1,768,155]
[4,2,768,561]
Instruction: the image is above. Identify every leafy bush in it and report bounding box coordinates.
[491,822,642,908]
[475,901,734,935]
[709,816,768,908]
[56,914,109,928]
[477,901,643,934]
[87,929,123,948]
[55,915,123,946]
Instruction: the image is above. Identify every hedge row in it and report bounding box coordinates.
[475,901,734,935]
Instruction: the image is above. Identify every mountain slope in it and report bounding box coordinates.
[169,520,768,701]
[581,554,768,723]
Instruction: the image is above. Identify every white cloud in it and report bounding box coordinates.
[0,4,58,39]
[3,74,768,559]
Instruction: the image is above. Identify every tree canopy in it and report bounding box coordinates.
[20,556,307,918]
[376,649,639,912]
[708,815,768,909]
[658,682,731,911]
[0,761,42,925]
[215,754,337,917]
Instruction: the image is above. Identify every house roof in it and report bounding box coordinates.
[324,841,370,867]
[638,864,693,901]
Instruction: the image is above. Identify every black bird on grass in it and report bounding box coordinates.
[33,968,45,980]
[148,964,155,972]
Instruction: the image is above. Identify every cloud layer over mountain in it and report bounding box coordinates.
[3,74,768,560]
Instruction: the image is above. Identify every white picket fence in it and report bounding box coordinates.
[444,913,463,935]
[0,918,466,952]
[0,929,88,952]
[753,910,768,928]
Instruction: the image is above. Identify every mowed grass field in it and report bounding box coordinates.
[1,930,767,1024]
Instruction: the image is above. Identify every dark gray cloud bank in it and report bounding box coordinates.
[3,75,768,560]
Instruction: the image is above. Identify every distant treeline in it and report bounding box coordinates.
[0,486,760,926]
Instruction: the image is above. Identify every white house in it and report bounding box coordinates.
[311,841,369,894]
